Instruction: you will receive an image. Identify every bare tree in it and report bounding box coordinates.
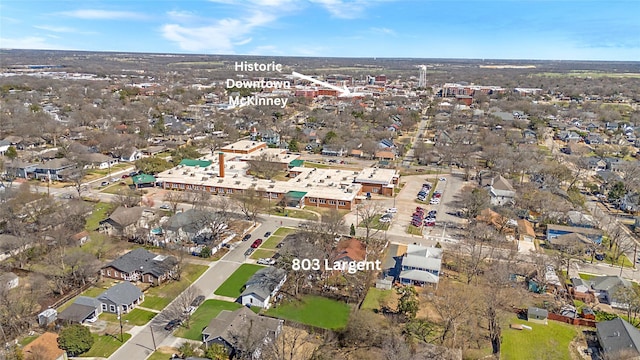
[158,286,201,328]
[234,187,267,225]
[163,190,186,213]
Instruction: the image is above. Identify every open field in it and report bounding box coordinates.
[501,315,580,360]
[214,264,264,298]
[174,299,242,340]
[265,295,351,329]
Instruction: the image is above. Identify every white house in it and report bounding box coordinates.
[487,175,516,206]
[239,267,287,309]
[120,148,143,162]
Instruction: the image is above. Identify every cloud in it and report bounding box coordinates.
[34,25,78,33]
[58,9,146,20]
[309,0,381,19]
[0,36,71,50]
[370,27,396,35]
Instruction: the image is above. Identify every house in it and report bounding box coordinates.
[0,272,19,290]
[527,307,548,325]
[321,145,344,156]
[333,238,366,263]
[522,129,537,143]
[604,157,625,172]
[517,219,535,242]
[546,224,603,244]
[79,153,119,170]
[0,140,10,155]
[164,209,215,243]
[101,248,177,285]
[261,129,281,146]
[120,148,143,162]
[57,296,102,324]
[239,267,287,309]
[620,193,640,213]
[485,175,516,206]
[70,231,90,246]
[98,206,145,238]
[590,275,632,309]
[548,233,592,251]
[378,138,396,150]
[33,158,76,181]
[585,134,604,145]
[571,278,594,302]
[202,306,283,358]
[374,150,396,161]
[596,318,640,359]
[398,244,443,288]
[97,281,144,314]
[22,332,68,360]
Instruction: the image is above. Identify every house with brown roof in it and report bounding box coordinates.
[98,206,153,238]
[22,332,68,360]
[333,238,366,263]
[517,219,535,242]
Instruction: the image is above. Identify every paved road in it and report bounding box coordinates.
[108,214,304,360]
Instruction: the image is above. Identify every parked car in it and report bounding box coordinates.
[264,231,272,238]
[425,220,436,227]
[244,248,255,256]
[164,319,182,331]
[242,234,252,241]
[386,208,397,213]
[251,239,263,248]
[190,295,205,308]
[257,258,276,265]
[121,174,130,178]
[159,204,171,210]
[439,177,446,181]
[101,181,109,186]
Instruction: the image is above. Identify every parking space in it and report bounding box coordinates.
[387,173,468,239]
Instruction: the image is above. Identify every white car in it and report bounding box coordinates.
[386,208,397,213]
[160,204,171,210]
[439,177,446,181]
[257,258,276,265]
[430,199,440,205]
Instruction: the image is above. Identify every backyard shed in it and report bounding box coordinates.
[527,307,548,325]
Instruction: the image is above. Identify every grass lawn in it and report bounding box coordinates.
[250,249,276,260]
[361,288,393,311]
[270,208,319,221]
[578,273,598,281]
[261,236,284,249]
[18,334,39,346]
[145,264,208,301]
[273,227,296,237]
[140,295,172,311]
[214,264,264,298]
[148,349,178,360]
[174,299,242,340]
[85,202,117,231]
[358,214,390,230]
[265,295,351,330]
[101,308,157,326]
[81,333,132,358]
[407,225,422,235]
[100,179,134,195]
[501,315,579,360]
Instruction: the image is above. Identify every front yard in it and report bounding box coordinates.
[501,315,581,360]
[143,263,208,310]
[174,299,242,340]
[101,308,157,326]
[214,264,264,298]
[81,333,132,358]
[265,295,351,330]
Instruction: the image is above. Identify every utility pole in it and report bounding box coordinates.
[118,310,123,342]
[150,325,157,351]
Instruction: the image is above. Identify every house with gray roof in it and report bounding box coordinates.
[97,281,144,314]
[58,296,102,324]
[202,306,283,358]
[164,209,212,243]
[590,275,632,309]
[101,248,177,285]
[239,267,287,309]
[485,175,516,206]
[597,318,640,359]
[399,245,442,288]
[99,206,148,238]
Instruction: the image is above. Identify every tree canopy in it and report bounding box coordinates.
[57,324,94,356]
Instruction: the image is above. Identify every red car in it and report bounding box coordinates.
[121,174,130,178]
[251,239,263,248]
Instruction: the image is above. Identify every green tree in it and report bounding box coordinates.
[200,246,212,258]
[204,344,228,360]
[134,157,171,175]
[608,181,626,203]
[398,286,419,319]
[178,342,197,358]
[323,130,338,145]
[5,146,17,160]
[57,324,94,356]
[350,223,356,237]
[171,146,202,164]
[152,118,166,135]
[288,138,299,152]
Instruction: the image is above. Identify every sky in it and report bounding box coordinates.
[1,0,639,61]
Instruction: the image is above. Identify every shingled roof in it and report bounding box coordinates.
[105,248,177,278]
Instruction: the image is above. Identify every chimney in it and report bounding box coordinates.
[218,152,225,178]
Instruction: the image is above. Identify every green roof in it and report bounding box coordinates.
[132,173,156,184]
[179,159,212,167]
[285,191,307,200]
[289,159,304,167]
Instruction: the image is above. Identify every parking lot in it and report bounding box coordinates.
[387,173,468,241]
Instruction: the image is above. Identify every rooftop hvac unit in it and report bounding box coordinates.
[342,177,347,180]
[182,171,188,175]
[235,181,241,185]
[297,178,301,182]
[168,171,173,174]
[233,174,238,178]
[202,177,208,181]
[190,173,195,177]
[307,183,312,187]
[326,175,331,179]
[218,179,224,183]
[269,184,275,188]
[319,179,324,183]
[369,174,373,178]
[353,171,358,174]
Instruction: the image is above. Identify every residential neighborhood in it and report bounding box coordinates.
[1,46,640,360]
